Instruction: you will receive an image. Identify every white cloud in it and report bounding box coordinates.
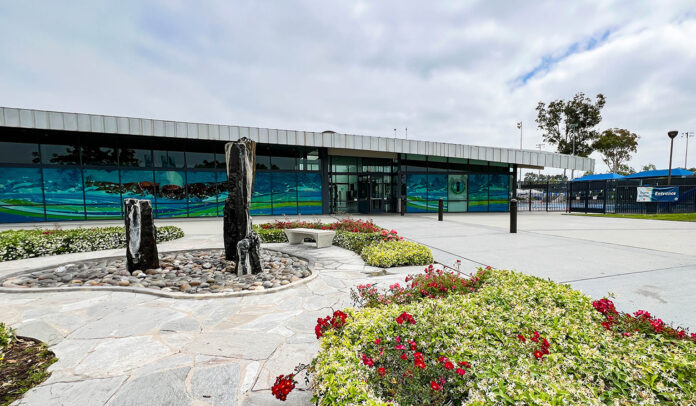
[1,0,695,172]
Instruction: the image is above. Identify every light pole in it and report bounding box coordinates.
[568,123,578,179]
[535,143,544,176]
[516,121,523,183]
[668,130,679,185]
[684,132,694,169]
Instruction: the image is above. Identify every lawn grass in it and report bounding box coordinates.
[576,212,696,222]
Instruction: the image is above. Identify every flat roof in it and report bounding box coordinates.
[0,107,594,171]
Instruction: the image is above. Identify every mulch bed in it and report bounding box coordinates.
[1,336,56,406]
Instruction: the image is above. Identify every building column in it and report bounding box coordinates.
[320,148,330,214]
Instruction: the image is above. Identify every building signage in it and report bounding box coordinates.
[636,186,679,202]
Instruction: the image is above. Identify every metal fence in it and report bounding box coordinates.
[516,178,696,214]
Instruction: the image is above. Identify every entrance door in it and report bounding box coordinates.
[358,174,388,214]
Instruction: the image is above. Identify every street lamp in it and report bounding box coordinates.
[516,121,523,183]
[668,130,679,185]
[535,143,545,176]
[568,123,578,179]
[684,132,694,169]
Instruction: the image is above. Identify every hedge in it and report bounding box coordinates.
[311,269,696,405]
[0,226,184,262]
[360,240,434,268]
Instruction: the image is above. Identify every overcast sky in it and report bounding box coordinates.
[1,1,695,173]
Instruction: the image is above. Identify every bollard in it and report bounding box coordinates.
[401,197,406,216]
[510,199,517,233]
[438,198,444,221]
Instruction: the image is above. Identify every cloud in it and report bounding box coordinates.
[0,0,695,172]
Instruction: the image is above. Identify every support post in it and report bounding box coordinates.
[510,199,517,233]
[438,198,444,221]
[401,197,406,216]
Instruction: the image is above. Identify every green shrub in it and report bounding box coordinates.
[254,227,288,243]
[333,231,383,253]
[311,269,696,405]
[0,226,184,262]
[360,240,433,268]
[0,323,13,362]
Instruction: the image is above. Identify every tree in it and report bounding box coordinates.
[641,163,657,171]
[535,92,606,157]
[592,128,639,173]
[616,164,636,176]
[523,173,568,183]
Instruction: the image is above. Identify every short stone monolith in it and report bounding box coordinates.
[124,198,159,273]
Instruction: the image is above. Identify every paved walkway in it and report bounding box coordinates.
[2,239,416,406]
[370,212,696,330]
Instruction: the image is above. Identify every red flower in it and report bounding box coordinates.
[531,331,540,342]
[534,351,543,359]
[456,368,466,376]
[430,381,442,391]
[443,361,454,370]
[409,341,417,351]
[374,338,381,345]
[378,367,386,377]
[272,374,296,401]
[395,344,406,350]
[395,312,416,325]
[457,361,470,368]
[517,334,526,342]
[400,352,408,360]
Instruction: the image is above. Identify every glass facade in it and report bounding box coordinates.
[0,127,512,223]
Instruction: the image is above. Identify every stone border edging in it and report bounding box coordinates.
[0,248,317,300]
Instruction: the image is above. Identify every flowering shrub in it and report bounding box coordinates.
[0,226,184,262]
[308,269,696,405]
[592,298,695,342]
[360,240,433,268]
[353,265,489,308]
[0,322,13,362]
[259,218,382,233]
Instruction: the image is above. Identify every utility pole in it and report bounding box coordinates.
[405,127,408,140]
[684,132,694,169]
[393,128,397,138]
[668,130,679,185]
[568,123,578,180]
[517,121,523,183]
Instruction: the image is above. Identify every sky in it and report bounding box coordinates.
[1,1,695,174]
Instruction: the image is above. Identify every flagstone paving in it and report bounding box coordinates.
[2,242,421,405]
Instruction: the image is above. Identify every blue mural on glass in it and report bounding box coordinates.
[298,172,322,214]
[468,174,489,212]
[271,172,297,215]
[84,169,121,204]
[43,168,85,220]
[120,169,155,200]
[489,174,509,212]
[187,171,218,217]
[155,171,187,218]
[406,174,428,213]
[251,172,272,215]
[0,166,45,221]
[426,174,447,211]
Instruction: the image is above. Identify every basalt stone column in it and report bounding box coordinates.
[124,199,159,273]
[223,138,261,273]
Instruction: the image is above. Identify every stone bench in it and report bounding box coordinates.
[284,228,336,248]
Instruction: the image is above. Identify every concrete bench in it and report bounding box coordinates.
[284,228,336,248]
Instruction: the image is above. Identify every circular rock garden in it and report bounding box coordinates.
[0,249,312,294]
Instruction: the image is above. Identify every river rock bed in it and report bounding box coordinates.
[1,249,311,294]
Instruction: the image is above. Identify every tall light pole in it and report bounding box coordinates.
[668,130,679,185]
[516,121,523,183]
[535,143,545,176]
[684,132,694,169]
[568,123,578,179]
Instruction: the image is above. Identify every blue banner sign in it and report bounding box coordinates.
[636,186,679,202]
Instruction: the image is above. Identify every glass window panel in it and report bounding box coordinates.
[120,169,155,200]
[272,201,297,215]
[468,174,489,201]
[212,153,225,169]
[154,203,188,218]
[489,174,510,201]
[84,169,121,204]
[489,201,509,212]
[0,206,45,222]
[271,172,297,202]
[168,151,185,168]
[331,156,357,172]
[186,171,217,203]
[256,156,271,170]
[252,172,271,203]
[406,174,428,213]
[251,201,272,216]
[82,146,117,166]
[186,152,216,168]
[448,174,467,201]
[45,204,85,220]
[426,200,446,212]
[0,167,43,205]
[298,172,322,214]
[120,148,153,167]
[448,201,468,212]
[468,200,489,212]
[271,156,296,171]
[427,174,447,200]
[86,205,122,220]
[332,174,349,183]
[188,203,218,217]
[155,171,186,203]
[41,144,80,165]
[0,142,40,164]
[43,168,84,205]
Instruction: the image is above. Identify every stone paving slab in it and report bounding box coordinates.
[3,242,415,405]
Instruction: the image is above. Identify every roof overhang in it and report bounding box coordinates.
[0,107,594,172]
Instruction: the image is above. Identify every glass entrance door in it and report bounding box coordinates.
[358,174,389,214]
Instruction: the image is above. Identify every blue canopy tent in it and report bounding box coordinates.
[624,169,694,179]
[572,173,625,182]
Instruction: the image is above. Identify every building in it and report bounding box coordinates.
[0,107,594,223]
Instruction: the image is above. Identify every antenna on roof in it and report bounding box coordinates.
[394,128,396,138]
[405,127,408,140]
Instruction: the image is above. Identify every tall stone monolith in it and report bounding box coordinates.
[124,198,159,273]
[224,138,262,275]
